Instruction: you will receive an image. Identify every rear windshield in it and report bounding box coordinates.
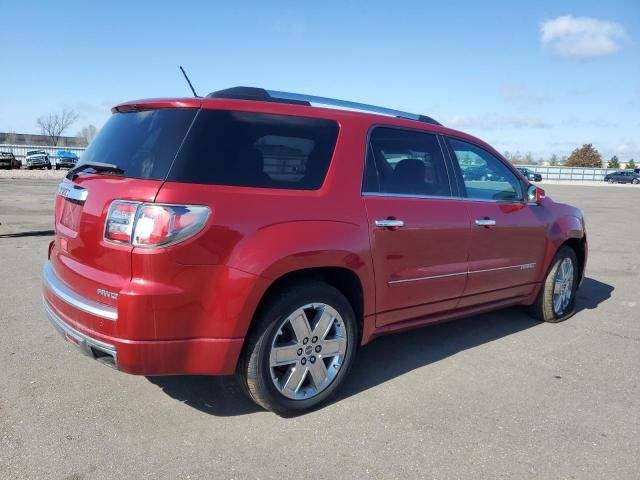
[78,108,197,180]
[168,110,339,190]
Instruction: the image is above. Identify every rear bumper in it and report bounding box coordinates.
[42,260,244,376]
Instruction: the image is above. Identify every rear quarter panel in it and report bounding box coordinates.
[153,117,375,339]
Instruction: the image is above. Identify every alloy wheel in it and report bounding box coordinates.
[552,258,574,316]
[269,303,347,400]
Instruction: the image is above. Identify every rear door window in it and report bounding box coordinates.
[363,127,452,197]
[78,109,197,180]
[168,110,339,190]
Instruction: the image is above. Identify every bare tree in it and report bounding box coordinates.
[4,131,17,144]
[36,108,79,146]
[77,124,98,145]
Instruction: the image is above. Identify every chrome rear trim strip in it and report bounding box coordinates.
[42,261,117,321]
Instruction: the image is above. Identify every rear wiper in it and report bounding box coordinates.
[67,162,125,180]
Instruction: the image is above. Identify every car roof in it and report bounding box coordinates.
[113,95,501,158]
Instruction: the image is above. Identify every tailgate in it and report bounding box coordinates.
[51,175,163,307]
[50,175,162,306]
[48,106,199,307]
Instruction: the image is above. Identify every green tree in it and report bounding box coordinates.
[607,155,620,168]
[627,159,637,170]
[566,144,603,168]
[549,154,559,166]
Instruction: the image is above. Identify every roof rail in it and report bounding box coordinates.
[207,87,442,126]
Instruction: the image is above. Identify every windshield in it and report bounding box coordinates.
[77,108,197,180]
[27,151,46,156]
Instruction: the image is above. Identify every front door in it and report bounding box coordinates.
[362,127,471,327]
[446,137,549,307]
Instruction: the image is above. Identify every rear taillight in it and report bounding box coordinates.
[105,201,138,243]
[104,201,210,248]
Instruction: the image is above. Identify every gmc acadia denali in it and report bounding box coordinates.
[42,87,587,414]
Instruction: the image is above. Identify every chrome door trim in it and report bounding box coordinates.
[57,182,88,203]
[42,261,117,321]
[362,191,527,205]
[468,263,536,275]
[388,270,467,285]
[374,219,405,228]
[387,262,536,285]
[475,219,497,227]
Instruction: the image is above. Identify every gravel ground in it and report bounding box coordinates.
[0,180,639,479]
[0,168,68,180]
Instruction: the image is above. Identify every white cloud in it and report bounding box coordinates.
[500,82,550,105]
[614,141,639,157]
[446,115,552,130]
[560,118,618,128]
[540,15,625,58]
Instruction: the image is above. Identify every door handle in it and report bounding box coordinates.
[475,218,496,227]
[375,219,405,229]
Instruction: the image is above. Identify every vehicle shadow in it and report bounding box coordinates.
[574,277,614,312]
[0,229,55,239]
[147,277,613,417]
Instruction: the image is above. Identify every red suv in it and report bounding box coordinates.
[43,87,587,414]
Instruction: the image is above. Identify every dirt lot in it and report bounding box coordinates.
[0,179,638,479]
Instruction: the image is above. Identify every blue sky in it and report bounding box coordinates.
[1,0,638,160]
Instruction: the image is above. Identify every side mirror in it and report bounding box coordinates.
[526,184,545,204]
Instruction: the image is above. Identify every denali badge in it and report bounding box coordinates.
[96,288,118,300]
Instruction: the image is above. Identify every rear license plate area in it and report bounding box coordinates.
[60,199,83,231]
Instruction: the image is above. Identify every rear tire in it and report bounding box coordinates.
[55,164,60,170]
[46,165,52,170]
[531,246,578,323]
[239,281,358,415]
[633,179,639,185]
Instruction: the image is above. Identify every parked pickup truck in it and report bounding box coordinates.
[0,151,21,169]
[25,150,52,170]
[55,150,79,170]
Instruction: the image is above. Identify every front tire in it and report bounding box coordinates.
[607,178,614,184]
[239,281,358,415]
[531,246,578,323]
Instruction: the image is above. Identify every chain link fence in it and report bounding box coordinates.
[518,165,624,182]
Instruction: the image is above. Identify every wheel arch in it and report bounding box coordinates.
[244,266,367,348]
[560,235,587,283]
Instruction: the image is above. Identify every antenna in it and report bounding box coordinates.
[179,66,199,98]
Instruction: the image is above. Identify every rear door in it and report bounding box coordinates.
[445,137,548,307]
[51,107,198,307]
[362,127,471,327]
